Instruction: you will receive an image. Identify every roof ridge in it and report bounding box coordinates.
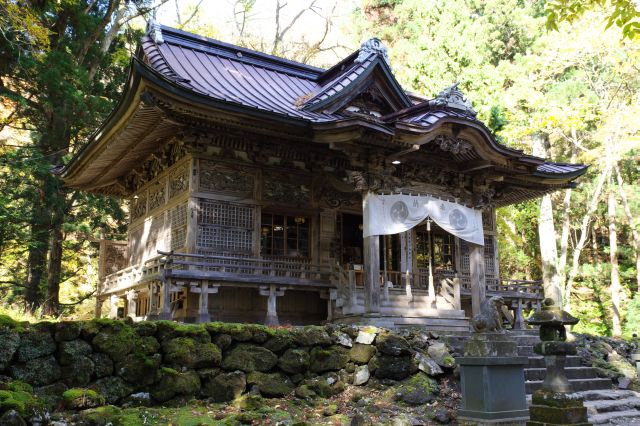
[157,25,325,80]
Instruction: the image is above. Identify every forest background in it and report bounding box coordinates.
[0,0,639,337]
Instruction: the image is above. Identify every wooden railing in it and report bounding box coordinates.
[100,255,163,295]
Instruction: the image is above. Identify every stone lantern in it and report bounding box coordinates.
[526,298,591,426]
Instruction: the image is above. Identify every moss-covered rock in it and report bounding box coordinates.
[54,321,82,342]
[162,337,221,369]
[89,376,134,404]
[61,354,94,387]
[133,321,157,337]
[376,334,412,356]
[156,321,211,344]
[202,370,246,402]
[222,343,278,372]
[246,371,294,397]
[309,345,349,373]
[293,326,332,347]
[0,330,20,370]
[137,336,160,355]
[213,333,233,350]
[33,382,67,411]
[91,323,137,362]
[90,353,114,379]
[374,355,418,381]
[62,388,105,410]
[205,322,275,343]
[396,373,438,405]
[263,333,293,353]
[0,409,26,426]
[294,384,316,399]
[349,343,376,364]
[9,355,61,386]
[15,329,56,362]
[427,342,455,369]
[115,353,161,387]
[302,372,346,397]
[278,348,310,374]
[57,339,93,365]
[196,367,220,381]
[151,369,200,402]
[76,405,122,426]
[0,382,42,417]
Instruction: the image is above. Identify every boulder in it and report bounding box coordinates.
[9,355,61,386]
[16,330,56,362]
[91,323,137,362]
[54,322,82,342]
[353,365,370,386]
[202,370,246,402]
[76,405,122,426]
[415,352,444,376]
[155,321,210,343]
[374,355,418,381]
[205,323,253,342]
[0,410,26,426]
[89,353,113,378]
[349,344,376,364]
[62,388,105,410]
[150,369,200,402]
[115,353,161,387]
[221,344,278,372]
[57,339,93,365]
[162,337,221,369]
[355,327,378,345]
[246,371,294,397]
[262,334,293,353]
[376,334,412,356]
[427,343,455,369]
[0,330,20,370]
[137,336,160,355]
[396,373,438,405]
[214,334,233,350]
[277,348,310,374]
[89,377,134,404]
[302,372,346,397]
[293,326,332,347]
[334,332,353,348]
[0,381,41,417]
[310,346,350,373]
[133,321,157,337]
[61,355,95,387]
[34,382,68,411]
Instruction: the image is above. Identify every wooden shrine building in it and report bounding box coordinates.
[60,23,587,330]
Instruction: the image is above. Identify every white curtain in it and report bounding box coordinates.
[363,192,484,245]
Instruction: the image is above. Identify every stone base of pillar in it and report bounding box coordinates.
[527,390,591,426]
[196,312,211,323]
[264,312,279,327]
[158,311,172,320]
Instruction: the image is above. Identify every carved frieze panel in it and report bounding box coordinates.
[263,174,310,206]
[199,160,255,195]
[169,165,189,199]
[101,242,128,277]
[148,180,166,211]
[433,135,473,155]
[131,194,147,221]
[315,175,361,209]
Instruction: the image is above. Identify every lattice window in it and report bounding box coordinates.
[459,239,470,276]
[484,236,496,275]
[170,203,188,251]
[197,199,254,253]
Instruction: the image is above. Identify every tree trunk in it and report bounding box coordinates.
[25,185,50,312]
[558,142,577,290]
[44,222,63,316]
[608,186,622,336]
[532,132,562,305]
[615,164,640,291]
[565,166,609,312]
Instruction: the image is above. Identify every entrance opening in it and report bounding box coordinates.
[337,213,363,265]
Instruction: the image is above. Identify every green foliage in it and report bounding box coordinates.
[545,0,640,39]
[623,294,640,338]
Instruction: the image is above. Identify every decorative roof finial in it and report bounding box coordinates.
[356,38,390,66]
[433,82,476,117]
[146,17,164,44]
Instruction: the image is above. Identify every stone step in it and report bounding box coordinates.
[584,397,640,414]
[525,367,599,381]
[527,356,583,368]
[511,335,540,345]
[518,345,535,356]
[526,378,612,394]
[590,409,640,424]
[578,389,640,401]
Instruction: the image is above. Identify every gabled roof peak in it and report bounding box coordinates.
[433,82,476,117]
[356,38,390,66]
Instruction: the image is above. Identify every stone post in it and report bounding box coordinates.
[158,279,172,320]
[109,294,120,319]
[526,298,590,426]
[456,299,529,425]
[260,285,285,326]
[196,282,218,323]
[148,283,159,320]
[126,290,138,319]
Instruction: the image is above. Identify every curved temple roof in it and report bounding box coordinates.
[61,22,587,201]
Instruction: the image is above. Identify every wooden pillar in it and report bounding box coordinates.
[470,243,486,316]
[126,290,138,319]
[148,283,159,319]
[363,235,380,314]
[260,285,285,326]
[400,231,414,301]
[159,279,172,320]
